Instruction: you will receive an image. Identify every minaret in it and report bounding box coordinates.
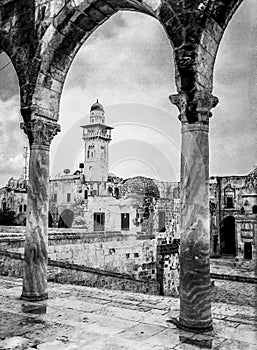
[81,100,113,182]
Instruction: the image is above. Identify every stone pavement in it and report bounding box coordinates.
[0,277,257,349]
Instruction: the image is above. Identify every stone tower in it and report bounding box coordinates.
[81,100,113,182]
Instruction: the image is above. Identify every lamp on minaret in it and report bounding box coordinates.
[81,100,113,182]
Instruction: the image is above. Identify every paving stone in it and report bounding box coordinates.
[214,339,257,350]
[0,277,256,350]
[37,339,77,350]
[78,318,139,337]
[119,323,165,342]
[0,336,32,350]
[94,305,149,322]
[143,327,194,348]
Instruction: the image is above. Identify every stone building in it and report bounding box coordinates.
[0,177,27,225]
[210,167,257,267]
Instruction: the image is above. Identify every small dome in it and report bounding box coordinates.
[247,166,257,179]
[90,99,104,112]
[121,176,160,199]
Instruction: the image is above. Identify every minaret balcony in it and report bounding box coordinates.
[84,133,112,140]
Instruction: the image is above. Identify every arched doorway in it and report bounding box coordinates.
[220,216,236,255]
[252,205,257,214]
[58,209,74,228]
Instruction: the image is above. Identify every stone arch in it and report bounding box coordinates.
[0,37,22,106]
[58,209,74,228]
[0,32,36,115]
[33,1,163,121]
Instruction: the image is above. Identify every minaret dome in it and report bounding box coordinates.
[90,99,105,124]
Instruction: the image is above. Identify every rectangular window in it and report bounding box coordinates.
[53,193,57,201]
[158,210,166,232]
[121,213,130,231]
[23,204,27,212]
[19,205,23,213]
[226,196,233,208]
[94,212,105,232]
[84,190,88,200]
[67,193,71,202]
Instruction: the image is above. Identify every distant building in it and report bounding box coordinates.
[210,167,257,267]
[0,177,27,225]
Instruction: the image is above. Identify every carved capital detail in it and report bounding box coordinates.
[169,91,219,124]
[194,91,219,122]
[20,119,61,148]
[169,92,188,123]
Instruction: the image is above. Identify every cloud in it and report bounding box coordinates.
[0,97,28,185]
[63,11,175,109]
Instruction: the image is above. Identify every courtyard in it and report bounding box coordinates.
[0,258,256,350]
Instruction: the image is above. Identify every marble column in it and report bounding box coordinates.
[20,118,60,301]
[170,91,218,331]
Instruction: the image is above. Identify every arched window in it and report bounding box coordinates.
[2,198,7,211]
[58,209,74,228]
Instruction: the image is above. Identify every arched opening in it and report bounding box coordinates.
[212,1,256,175]
[51,11,176,181]
[220,216,236,256]
[1,198,7,212]
[58,209,74,228]
[0,51,27,226]
[252,205,257,214]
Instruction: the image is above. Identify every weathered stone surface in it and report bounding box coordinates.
[170,91,218,331]
[0,0,244,114]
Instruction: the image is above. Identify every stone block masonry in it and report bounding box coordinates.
[0,251,160,295]
[0,227,179,296]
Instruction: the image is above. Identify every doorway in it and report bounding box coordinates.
[94,212,105,232]
[220,216,236,255]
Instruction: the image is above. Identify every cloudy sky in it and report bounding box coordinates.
[0,0,256,185]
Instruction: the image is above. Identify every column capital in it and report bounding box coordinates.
[169,90,219,124]
[20,119,61,149]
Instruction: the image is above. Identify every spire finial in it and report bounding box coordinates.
[97,98,99,103]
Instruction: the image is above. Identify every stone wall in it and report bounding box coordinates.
[0,226,180,296]
[0,251,160,295]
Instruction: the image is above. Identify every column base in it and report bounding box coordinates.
[168,318,213,333]
[21,292,48,302]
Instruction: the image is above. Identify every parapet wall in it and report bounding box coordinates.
[0,226,180,296]
[0,250,160,295]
